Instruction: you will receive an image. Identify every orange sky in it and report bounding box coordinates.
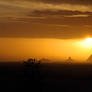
[0,38,92,62]
[0,0,92,62]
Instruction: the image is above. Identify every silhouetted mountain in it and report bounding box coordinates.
[87,55,92,62]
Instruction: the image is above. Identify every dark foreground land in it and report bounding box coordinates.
[0,62,92,92]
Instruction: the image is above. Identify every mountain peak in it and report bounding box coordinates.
[87,55,92,62]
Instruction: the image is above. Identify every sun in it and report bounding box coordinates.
[77,38,92,48]
[85,38,92,44]
[82,38,92,48]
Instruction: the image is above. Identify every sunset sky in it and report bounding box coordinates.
[0,0,92,62]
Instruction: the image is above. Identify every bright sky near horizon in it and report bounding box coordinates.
[0,38,92,62]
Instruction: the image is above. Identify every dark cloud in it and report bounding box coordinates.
[0,19,92,39]
[19,9,92,26]
[29,10,92,17]
[28,0,92,5]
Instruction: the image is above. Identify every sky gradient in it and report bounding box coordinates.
[0,0,92,62]
[0,0,92,39]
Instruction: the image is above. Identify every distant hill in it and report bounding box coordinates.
[87,55,92,62]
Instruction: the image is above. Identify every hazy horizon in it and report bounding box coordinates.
[0,37,92,62]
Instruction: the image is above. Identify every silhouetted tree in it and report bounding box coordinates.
[27,58,35,64]
[66,57,73,63]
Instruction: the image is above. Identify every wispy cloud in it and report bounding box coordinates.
[0,0,92,39]
[64,14,90,18]
[0,0,92,20]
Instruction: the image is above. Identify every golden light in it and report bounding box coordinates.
[78,38,92,48]
[85,38,92,45]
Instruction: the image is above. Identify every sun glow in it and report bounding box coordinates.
[0,38,92,61]
[85,38,92,45]
[78,38,92,48]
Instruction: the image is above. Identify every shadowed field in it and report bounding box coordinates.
[0,62,92,92]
